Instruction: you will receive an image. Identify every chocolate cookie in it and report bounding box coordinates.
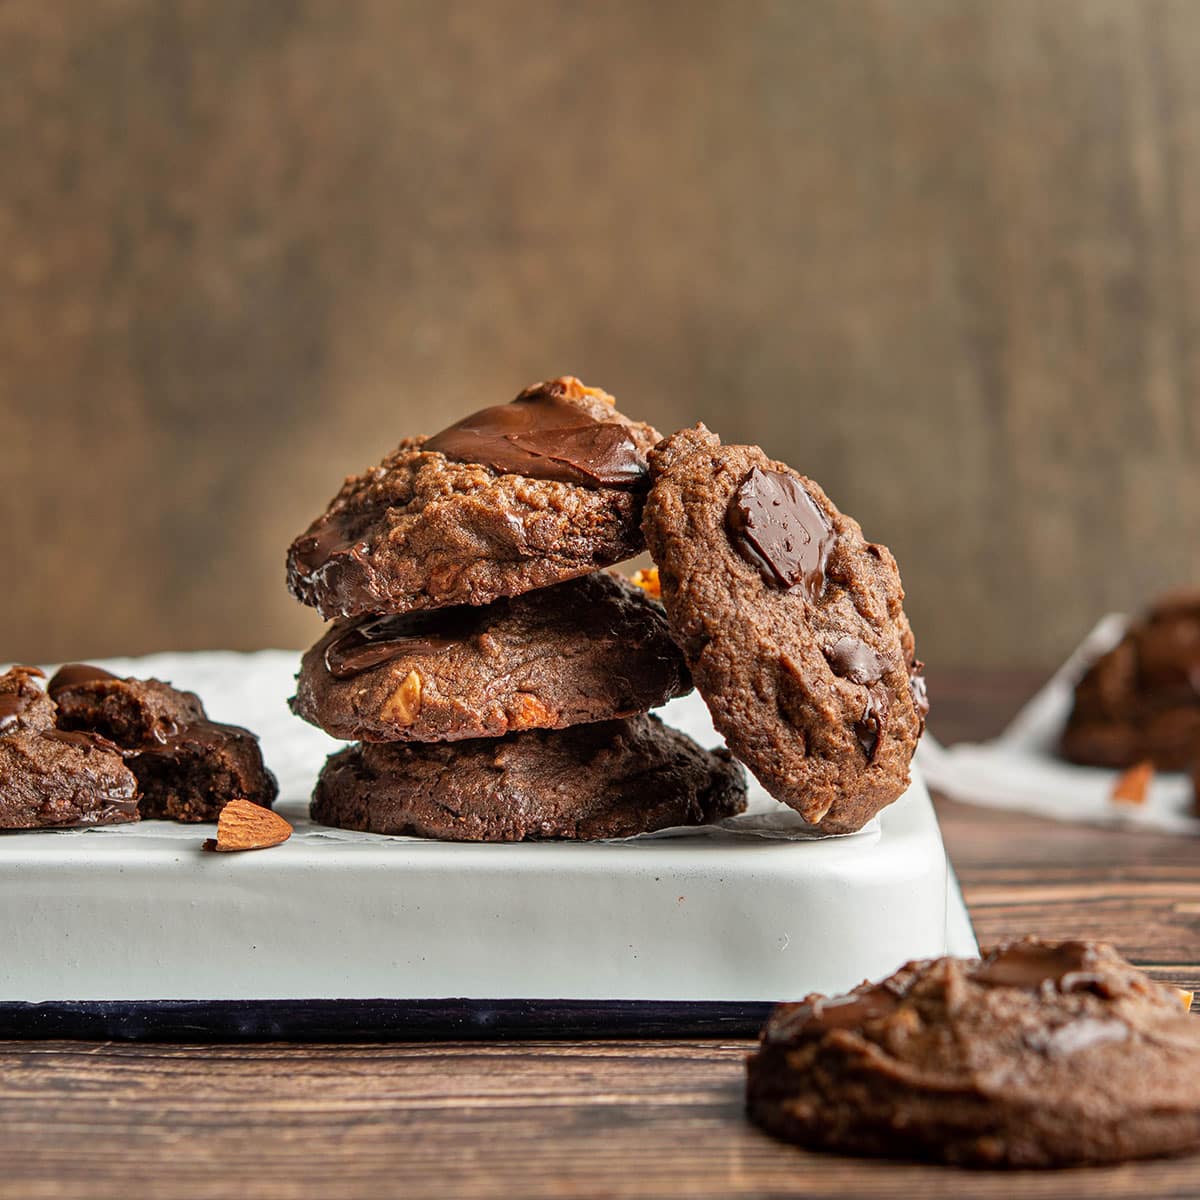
[50,664,278,822]
[292,572,692,743]
[311,713,747,841]
[642,426,926,834]
[1061,591,1200,770]
[0,666,138,829]
[747,938,1200,1168]
[286,377,661,620]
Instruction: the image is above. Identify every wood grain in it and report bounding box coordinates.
[3,670,1200,1198]
[3,1,1200,667]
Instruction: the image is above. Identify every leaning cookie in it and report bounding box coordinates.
[49,664,278,822]
[642,425,926,834]
[292,572,692,743]
[311,714,747,841]
[747,938,1200,1168]
[287,377,661,620]
[0,666,138,829]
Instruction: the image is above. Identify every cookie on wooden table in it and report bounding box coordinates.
[311,713,747,841]
[747,938,1200,1168]
[1061,590,1200,770]
[0,666,138,829]
[286,377,661,620]
[292,572,692,743]
[642,425,926,834]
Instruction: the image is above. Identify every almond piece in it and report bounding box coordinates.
[380,670,423,725]
[630,567,661,600]
[1111,761,1154,806]
[202,799,293,853]
[510,692,555,730]
[1177,989,1195,1012]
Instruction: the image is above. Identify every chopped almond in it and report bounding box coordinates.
[630,567,662,600]
[1111,761,1154,807]
[202,799,293,853]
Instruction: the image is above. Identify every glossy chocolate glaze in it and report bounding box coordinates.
[323,609,485,678]
[424,382,646,488]
[47,663,119,700]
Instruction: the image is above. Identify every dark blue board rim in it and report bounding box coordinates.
[0,999,777,1042]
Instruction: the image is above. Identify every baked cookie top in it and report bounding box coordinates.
[0,666,138,829]
[311,713,747,842]
[292,571,692,743]
[748,938,1200,1168]
[642,425,926,833]
[286,377,661,620]
[1061,590,1200,769]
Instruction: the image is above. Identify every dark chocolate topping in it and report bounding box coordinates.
[973,941,1105,993]
[727,467,834,600]
[324,609,487,678]
[47,663,119,700]
[45,728,124,754]
[826,636,887,685]
[424,384,647,488]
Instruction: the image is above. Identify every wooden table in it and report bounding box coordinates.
[3,670,1199,1199]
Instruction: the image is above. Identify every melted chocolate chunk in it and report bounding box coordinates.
[727,467,834,600]
[973,941,1105,993]
[825,636,886,684]
[774,987,902,1039]
[291,510,372,572]
[324,608,487,678]
[855,684,889,760]
[424,382,647,488]
[47,663,118,700]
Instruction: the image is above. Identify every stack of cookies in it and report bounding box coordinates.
[285,378,748,841]
[286,376,929,840]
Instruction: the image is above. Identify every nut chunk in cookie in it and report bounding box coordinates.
[747,939,1200,1167]
[49,664,278,823]
[292,572,692,743]
[286,377,662,620]
[642,425,926,834]
[0,666,139,829]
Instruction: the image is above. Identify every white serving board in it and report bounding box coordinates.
[0,652,973,1008]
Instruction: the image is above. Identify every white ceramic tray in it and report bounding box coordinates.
[0,652,974,1038]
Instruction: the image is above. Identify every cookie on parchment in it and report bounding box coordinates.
[310,713,746,841]
[50,664,278,822]
[642,425,926,834]
[0,666,138,829]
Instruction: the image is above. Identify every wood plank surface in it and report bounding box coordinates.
[3,670,1200,1198]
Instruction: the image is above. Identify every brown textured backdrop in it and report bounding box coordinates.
[2,0,1198,669]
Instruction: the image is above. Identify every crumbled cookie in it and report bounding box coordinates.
[311,713,747,841]
[292,572,691,743]
[50,665,277,822]
[748,938,1200,1168]
[286,377,661,619]
[0,666,138,829]
[642,425,926,833]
